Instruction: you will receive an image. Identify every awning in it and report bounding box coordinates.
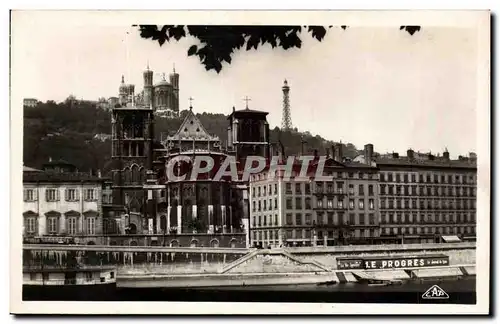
[442,235,461,243]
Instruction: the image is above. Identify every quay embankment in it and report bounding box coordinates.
[23,242,475,288]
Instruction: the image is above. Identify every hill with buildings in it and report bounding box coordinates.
[23,100,362,173]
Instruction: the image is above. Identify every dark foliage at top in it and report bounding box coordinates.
[136,25,421,73]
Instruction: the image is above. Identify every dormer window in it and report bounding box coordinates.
[196,128,200,132]
[184,128,188,132]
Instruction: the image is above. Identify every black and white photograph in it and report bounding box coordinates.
[9,9,490,315]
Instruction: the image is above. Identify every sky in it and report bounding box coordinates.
[12,12,480,158]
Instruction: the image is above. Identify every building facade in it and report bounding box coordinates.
[249,144,379,248]
[23,98,38,107]
[356,146,477,244]
[22,162,106,240]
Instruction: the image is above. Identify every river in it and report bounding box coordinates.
[24,276,476,304]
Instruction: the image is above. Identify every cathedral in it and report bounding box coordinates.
[117,64,180,118]
[108,65,271,247]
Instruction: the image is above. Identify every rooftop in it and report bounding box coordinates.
[23,170,108,183]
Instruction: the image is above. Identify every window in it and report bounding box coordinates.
[388,173,393,182]
[263,200,267,211]
[48,217,58,234]
[327,212,333,225]
[274,214,278,225]
[68,217,77,235]
[380,199,386,209]
[274,198,278,210]
[274,184,278,194]
[295,183,301,194]
[252,188,255,197]
[86,217,95,235]
[305,213,312,225]
[411,174,416,182]
[327,183,334,193]
[337,200,344,209]
[358,184,364,195]
[369,213,375,225]
[359,214,365,225]
[258,187,262,197]
[380,185,386,195]
[349,199,355,209]
[252,201,256,212]
[24,189,35,201]
[325,199,332,209]
[258,201,262,211]
[263,185,267,196]
[349,213,356,225]
[295,197,302,209]
[403,174,408,183]
[46,189,58,202]
[25,217,36,234]
[358,199,364,209]
[286,183,293,194]
[263,216,267,226]
[348,184,354,195]
[305,183,310,194]
[369,199,375,210]
[396,174,401,182]
[317,199,323,208]
[316,182,324,193]
[359,172,364,179]
[84,189,96,201]
[380,174,385,182]
[348,172,354,178]
[336,182,344,194]
[295,213,302,225]
[305,198,311,209]
[388,186,394,195]
[368,185,374,196]
[286,198,292,209]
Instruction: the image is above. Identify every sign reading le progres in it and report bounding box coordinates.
[337,255,450,270]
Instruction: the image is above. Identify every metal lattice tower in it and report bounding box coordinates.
[281,79,293,131]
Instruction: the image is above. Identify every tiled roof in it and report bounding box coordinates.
[23,170,107,183]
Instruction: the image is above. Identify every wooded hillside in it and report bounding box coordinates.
[23,101,362,174]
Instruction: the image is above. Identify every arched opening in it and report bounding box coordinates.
[229,239,237,248]
[128,223,137,234]
[170,240,179,247]
[190,239,199,248]
[129,240,138,246]
[150,240,159,246]
[210,239,220,248]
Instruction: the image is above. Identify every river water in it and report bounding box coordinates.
[110,277,476,304]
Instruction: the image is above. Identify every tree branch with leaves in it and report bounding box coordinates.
[135,25,421,73]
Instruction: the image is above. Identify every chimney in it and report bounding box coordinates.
[443,150,450,160]
[333,143,343,162]
[469,152,477,163]
[325,147,330,158]
[392,152,399,159]
[97,169,102,178]
[364,144,374,165]
[407,149,414,160]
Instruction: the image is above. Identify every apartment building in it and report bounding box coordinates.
[249,144,379,247]
[22,161,106,239]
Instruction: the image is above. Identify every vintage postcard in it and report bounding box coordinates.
[9,10,490,315]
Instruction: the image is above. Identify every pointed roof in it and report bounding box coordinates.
[168,109,219,141]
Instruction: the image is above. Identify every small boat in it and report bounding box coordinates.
[22,265,117,301]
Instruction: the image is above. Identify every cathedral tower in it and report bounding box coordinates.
[169,65,180,115]
[143,63,154,108]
